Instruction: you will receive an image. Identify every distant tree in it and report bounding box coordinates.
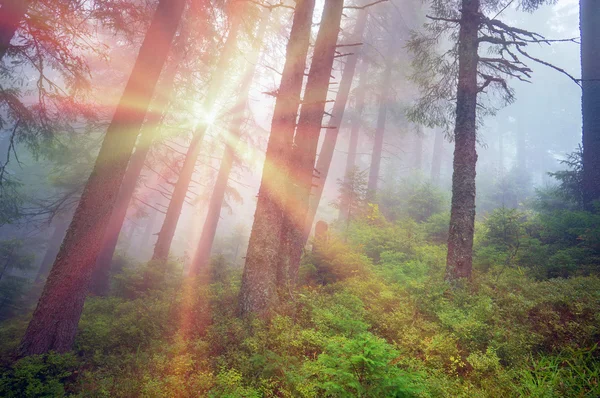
[304,7,369,241]
[190,10,270,277]
[0,239,34,319]
[19,0,186,356]
[333,167,369,227]
[580,0,600,212]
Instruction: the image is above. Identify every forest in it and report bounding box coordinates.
[0,0,598,396]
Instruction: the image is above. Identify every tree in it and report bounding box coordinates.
[90,39,183,296]
[0,0,30,60]
[151,8,245,263]
[239,0,316,316]
[339,57,369,222]
[304,8,369,241]
[410,0,576,282]
[19,0,186,356]
[190,10,270,277]
[277,0,344,290]
[367,54,392,201]
[430,128,444,184]
[581,0,600,212]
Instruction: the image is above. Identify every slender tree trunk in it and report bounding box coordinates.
[239,0,315,317]
[278,0,344,287]
[581,0,600,211]
[430,128,443,185]
[303,9,368,240]
[339,58,368,221]
[190,12,270,277]
[0,0,29,61]
[90,57,180,296]
[413,127,423,171]
[445,0,480,282]
[19,0,186,357]
[367,59,392,200]
[152,18,242,263]
[34,216,71,284]
[139,210,158,251]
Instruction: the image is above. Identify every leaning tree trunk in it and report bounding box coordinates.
[18,0,186,357]
[367,59,392,201]
[189,11,270,277]
[339,57,368,222]
[445,0,480,282]
[430,128,444,185]
[0,0,29,60]
[303,9,368,241]
[90,53,180,296]
[581,0,600,212]
[278,0,344,287]
[152,16,242,263]
[239,0,315,317]
[34,215,71,284]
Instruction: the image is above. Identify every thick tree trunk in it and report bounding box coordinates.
[445,0,480,282]
[303,9,368,241]
[430,128,444,185]
[19,0,186,357]
[90,57,180,296]
[367,60,392,200]
[278,0,344,287]
[239,0,315,316]
[190,12,270,277]
[339,58,368,221]
[581,0,600,211]
[34,215,71,284]
[152,18,242,263]
[0,0,29,60]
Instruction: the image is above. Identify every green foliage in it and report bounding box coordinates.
[310,333,421,397]
[0,352,79,397]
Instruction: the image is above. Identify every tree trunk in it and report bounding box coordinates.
[303,9,368,240]
[278,0,344,287]
[19,0,186,357]
[339,58,368,221]
[139,210,158,251]
[190,12,270,277]
[152,17,242,263]
[581,0,600,211]
[90,56,180,296]
[430,128,443,185]
[239,0,315,317]
[367,59,392,200]
[413,127,423,171]
[0,0,29,61]
[34,215,71,284]
[445,0,480,282]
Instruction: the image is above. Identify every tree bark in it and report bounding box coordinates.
[339,57,368,221]
[189,12,270,277]
[152,17,242,263]
[367,59,392,200]
[302,9,368,240]
[19,0,186,357]
[430,128,444,185]
[445,0,480,282]
[239,0,315,317]
[278,0,344,287]
[581,0,600,211]
[90,54,180,296]
[0,0,29,61]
